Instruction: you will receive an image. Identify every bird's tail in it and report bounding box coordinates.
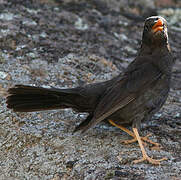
[6,85,84,112]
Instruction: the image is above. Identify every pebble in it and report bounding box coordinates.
[0,13,15,21]
[75,17,89,30]
[0,71,8,79]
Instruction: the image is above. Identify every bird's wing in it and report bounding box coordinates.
[81,56,163,133]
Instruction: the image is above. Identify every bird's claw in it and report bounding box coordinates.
[133,155,167,165]
[122,133,161,149]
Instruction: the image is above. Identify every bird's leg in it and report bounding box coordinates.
[108,120,160,147]
[132,128,167,165]
[108,120,135,136]
[108,120,167,164]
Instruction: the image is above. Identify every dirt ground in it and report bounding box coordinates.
[0,0,181,179]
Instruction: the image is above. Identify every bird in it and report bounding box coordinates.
[6,16,173,165]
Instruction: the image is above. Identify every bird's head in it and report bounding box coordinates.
[141,16,168,48]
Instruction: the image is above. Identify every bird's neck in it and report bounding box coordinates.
[138,42,170,56]
[138,43,173,76]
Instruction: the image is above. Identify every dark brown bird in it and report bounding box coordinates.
[6,16,173,165]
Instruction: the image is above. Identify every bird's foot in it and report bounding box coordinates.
[122,133,161,149]
[131,128,167,165]
[133,154,167,165]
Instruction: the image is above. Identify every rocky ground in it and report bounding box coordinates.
[0,0,181,179]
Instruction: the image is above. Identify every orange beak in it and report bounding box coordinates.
[152,19,163,33]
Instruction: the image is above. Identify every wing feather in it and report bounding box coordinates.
[81,56,163,133]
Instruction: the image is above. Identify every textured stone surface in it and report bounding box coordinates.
[0,0,181,179]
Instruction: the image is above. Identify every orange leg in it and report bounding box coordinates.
[108,120,160,147]
[132,128,167,165]
[108,120,167,164]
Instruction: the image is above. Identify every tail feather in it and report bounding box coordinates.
[6,85,83,112]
